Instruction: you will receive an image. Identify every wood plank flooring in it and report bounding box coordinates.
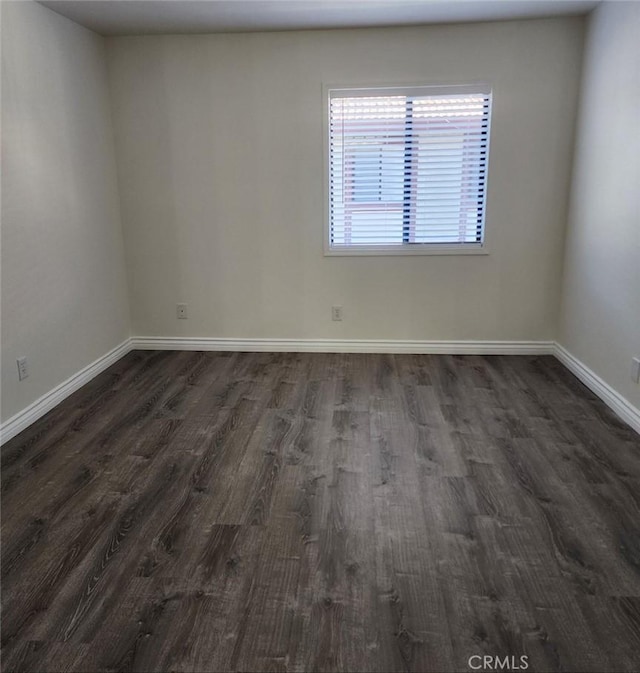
[2,351,640,672]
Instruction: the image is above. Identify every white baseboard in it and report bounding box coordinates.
[0,336,552,445]
[554,343,640,435]
[4,336,637,444]
[0,339,132,445]
[130,336,554,355]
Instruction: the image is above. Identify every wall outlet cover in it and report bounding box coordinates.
[632,357,640,384]
[17,356,28,381]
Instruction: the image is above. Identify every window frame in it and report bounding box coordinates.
[323,83,493,257]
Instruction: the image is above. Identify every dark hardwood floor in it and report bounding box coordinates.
[2,351,640,672]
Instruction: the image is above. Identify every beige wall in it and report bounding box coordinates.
[558,2,640,410]
[106,18,584,341]
[1,1,130,422]
[7,10,613,428]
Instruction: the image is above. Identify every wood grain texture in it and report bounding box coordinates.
[2,351,640,672]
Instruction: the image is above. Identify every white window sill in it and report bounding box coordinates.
[324,244,489,257]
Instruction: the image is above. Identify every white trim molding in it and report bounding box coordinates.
[0,339,132,445]
[4,337,637,444]
[131,336,554,355]
[554,343,640,435]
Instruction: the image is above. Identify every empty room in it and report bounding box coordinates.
[1,0,639,671]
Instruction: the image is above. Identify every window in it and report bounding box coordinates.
[326,85,492,255]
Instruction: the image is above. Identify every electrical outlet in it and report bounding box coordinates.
[632,357,640,384]
[177,303,188,319]
[331,306,343,321]
[17,356,28,381]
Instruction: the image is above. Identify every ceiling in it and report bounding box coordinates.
[38,0,599,36]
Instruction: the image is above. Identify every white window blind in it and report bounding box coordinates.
[327,85,492,254]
